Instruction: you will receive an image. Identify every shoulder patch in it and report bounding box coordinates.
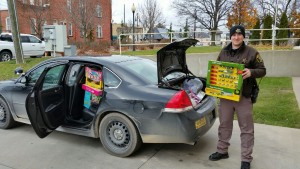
[256,54,263,63]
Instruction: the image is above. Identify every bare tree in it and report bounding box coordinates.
[17,0,50,38]
[138,0,165,34]
[172,0,233,45]
[58,0,96,43]
[254,0,295,24]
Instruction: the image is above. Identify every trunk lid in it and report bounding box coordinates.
[156,39,207,109]
[157,38,198,85]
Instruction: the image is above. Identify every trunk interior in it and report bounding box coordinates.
[159,72,207,108]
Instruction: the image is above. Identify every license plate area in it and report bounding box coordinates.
[195,117,206,129]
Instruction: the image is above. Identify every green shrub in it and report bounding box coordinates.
[276,12,289,45]
[250,18,261,45]
[262,15,273,45]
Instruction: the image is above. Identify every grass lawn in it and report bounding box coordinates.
[0,57,299,128]
[254,77,300,128]
[0,57,50,80]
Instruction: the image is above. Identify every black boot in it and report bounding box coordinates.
[241,161,250,169]
[209,152,229,161]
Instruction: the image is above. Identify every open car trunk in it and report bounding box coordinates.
[157,38,207,108]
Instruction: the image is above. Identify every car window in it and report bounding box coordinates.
[20,36,30,43]
[27,64,48,84]
[121,59,157,84]
[28,36,40,43]
[0,34,13,42]
[42,65,66,90]
[103,68,121,88]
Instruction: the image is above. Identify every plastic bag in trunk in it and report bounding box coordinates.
[183,78,205,106]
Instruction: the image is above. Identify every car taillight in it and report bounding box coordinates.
[164,90,193,113]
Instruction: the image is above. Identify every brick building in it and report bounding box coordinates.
[0,10,9,32]
[0,0,112,43]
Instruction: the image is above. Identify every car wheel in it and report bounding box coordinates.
[0,97,17,129]
[0,51,12,62]
[99,113,142,157]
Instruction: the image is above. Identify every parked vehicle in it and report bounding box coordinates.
[0,32,45,62]
[0,38,216,157]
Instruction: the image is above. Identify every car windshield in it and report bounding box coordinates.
[121,59,158,84]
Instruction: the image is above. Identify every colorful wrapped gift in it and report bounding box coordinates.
[83,91,92,108]
[83,67,104,109]
[82,84,102,96]
[85,67,103,89]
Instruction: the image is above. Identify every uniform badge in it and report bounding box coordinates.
[256,54,263,63]
[242,58,247,64]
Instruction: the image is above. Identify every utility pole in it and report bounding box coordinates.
[194,9,196,39]
[0,2,2,33]
[136,13,139,42]
[7,0,24,64]
[123,4,125,26]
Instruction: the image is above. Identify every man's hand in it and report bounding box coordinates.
[242,68,251,79]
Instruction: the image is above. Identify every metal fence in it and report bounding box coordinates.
[118,28,300,54]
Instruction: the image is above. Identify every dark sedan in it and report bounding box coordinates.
[0,39,216,157]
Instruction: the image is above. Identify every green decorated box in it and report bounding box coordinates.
[205,60,244,101]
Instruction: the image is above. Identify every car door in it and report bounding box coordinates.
[25,62,68,138]
[20,35,31,56]
[28,35,45,56]
[11,63,49,119]
[20,35,44,56]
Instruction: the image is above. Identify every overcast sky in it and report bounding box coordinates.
[0,0,182,30]
[0,0,7,10]
[112,0,182,30]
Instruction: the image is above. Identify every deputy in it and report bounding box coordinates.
[208,25,266,169]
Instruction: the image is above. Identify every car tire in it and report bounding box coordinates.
[0,51,12,62]
[99,113,142,157]
[0,97,17,129]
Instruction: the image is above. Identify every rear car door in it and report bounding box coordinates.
[25,62,68,138]
[28,35,45,56]
[20,35,31,56]
[21,35,44,56]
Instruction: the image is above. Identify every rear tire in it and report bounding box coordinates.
[99,113,142,157]
[0,51,12,62]
[0,97,17,129]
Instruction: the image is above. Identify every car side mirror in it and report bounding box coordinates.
[14,67,24,75]
[20,75,27,84]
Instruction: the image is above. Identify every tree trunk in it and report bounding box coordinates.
[211,31,216,46]
[7,0,24,64]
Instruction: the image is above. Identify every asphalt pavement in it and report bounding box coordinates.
[0,78,299,169]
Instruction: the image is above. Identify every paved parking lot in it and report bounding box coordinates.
[0,120,299,169]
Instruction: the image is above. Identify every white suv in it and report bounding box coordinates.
[0,33,45,62]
